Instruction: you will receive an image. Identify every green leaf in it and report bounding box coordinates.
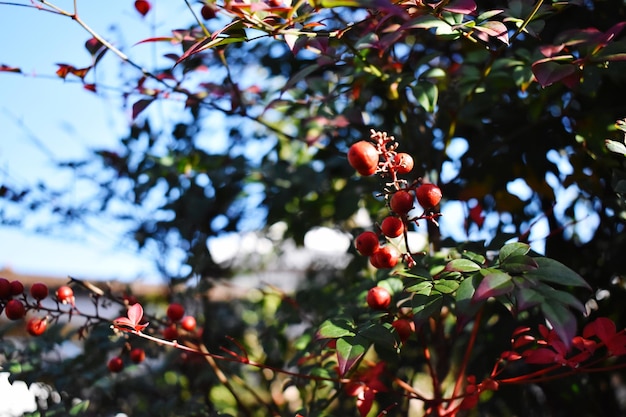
[412,293,444,325]
[433,279,460,294]
[69,400,90,415]
[498,242,530,263]
[359,322,396,346]
[535,282,586,313]
[318,318,356,339]
[336,335,369,376]
[455,275,479,314]
[524,257,591,289]
[413,82,438,113]
[541,302,577,349]
[473,272,514,302]
[377,277,404,295]
[500,255,539,274]
[402,15,449,31]
[406,280,434,295]
[445,258,481,272]
[462,250,486,265]
[514,286,544,311]
[606,139,626,155]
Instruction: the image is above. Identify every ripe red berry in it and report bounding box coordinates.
[347,141,379,176]
[129,347,146,363]
[134,0,151,16]
[5,299,26,320]
[390,190,414,215]
[30,282,49,301]
[366,286,392,310]
[181,315,197,332]
[167,303,185,322]
[392,318,415,343]
[26,317,47,336]
[371,246,400,269]
[56,286,75,305]
[416,183,442,209]
[162,324,179,340]
[394,153,414,174]
[380,216,404,238]
[0,278,11,299]
[10,281,24,296]
[355,231,380,256]
[108,356,124,373]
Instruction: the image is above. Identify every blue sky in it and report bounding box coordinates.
[0,1,195,283]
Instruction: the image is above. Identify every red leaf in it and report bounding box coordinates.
[132,98,154,119]
[83,84,97,93]
[474,21,509,45]
[442,0,476,14]
[55,63,74,79]
[85,37,104,56]
[113,303,149,332]
[522,347,557,364]
[531,57,577,87]
[473,272,514,302]
[0,64,21,73]
[135,0,151,16]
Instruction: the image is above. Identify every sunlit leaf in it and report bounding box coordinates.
[445,258,481,272]
[318,318,356,338]
[473,272,514,302]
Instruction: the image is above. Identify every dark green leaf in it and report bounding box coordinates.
[336,335,369,376]
[412,293,444,325]
[500,255,539,274]
[541,302,577,349]
[525,257,591,289]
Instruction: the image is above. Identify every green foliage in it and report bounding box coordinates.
[2,0,626,416]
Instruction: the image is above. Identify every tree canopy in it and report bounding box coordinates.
[1,0,626,416]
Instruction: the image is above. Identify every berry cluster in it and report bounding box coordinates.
[0,278,75,337]
[348,130,442,270]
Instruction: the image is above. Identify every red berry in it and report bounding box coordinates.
[355,231,379,256]
[347,141,379,176]
[27,317,47,336]
[380,216,404,238]
[5,299,26,320]
[181,316,197,332]
[56,286,75,305]
[201,4,216,20]
[30,282,49,301]
[162,324,178,340]
[167,303,185,322]
[10,281,24,296]
[134,0,151,16]
[390,190,414,214]
[129,347,146,363]
[371,246,400,269]
[0,278,11,299]
[392,318,414,343]
[394,153,414,174]
[108,356,124,373]
[366,286,392,310]
[416,183,442,209]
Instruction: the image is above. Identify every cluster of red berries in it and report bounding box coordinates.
[365,286,415,343]
[107,346,147,373]
[0,278,75,337]
[161,302,197,341]
[348,130,443,270]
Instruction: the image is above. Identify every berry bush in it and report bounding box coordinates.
[2,0,626,416]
